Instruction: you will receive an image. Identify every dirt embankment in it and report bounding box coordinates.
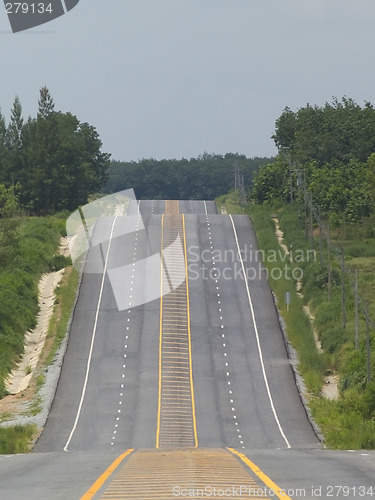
[272,217,339,401]
[0,237,70,422]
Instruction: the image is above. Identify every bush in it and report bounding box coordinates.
[320,327,350,354]
[345,241,375,258]
[48,254,72,272]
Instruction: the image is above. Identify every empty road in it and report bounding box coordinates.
[0,200,374,499]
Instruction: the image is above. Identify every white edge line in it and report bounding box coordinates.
[204,200,208,215]
[229,214,291,449]
[64,215,118,452]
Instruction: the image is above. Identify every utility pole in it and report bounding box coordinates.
[309,193,314,251]
[341,247,346,330]
[327,222,332,301]
[365,301,371,383]
[297,168,303,228]
[234,162,246,207]
[354,270,359,350]
[234,161,238,191]
[318,207,324,267]
[289,165,293,204]
[279,146,293,204]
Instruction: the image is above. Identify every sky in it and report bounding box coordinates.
[1,0,375,162]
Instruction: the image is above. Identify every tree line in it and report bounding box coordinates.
[251,97,375,222]
[0,87,110,215]
[104,153,273,200]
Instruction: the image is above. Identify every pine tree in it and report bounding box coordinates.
[0,109,7,183]
[7,96,23,151]
[5,97,24,187]
[37,86,55,119]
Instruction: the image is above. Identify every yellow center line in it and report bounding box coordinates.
[183,214,198,448]
[227,448,292,500]
[80,449,134,500]
[156,211,198,449]
[156,214,164,448]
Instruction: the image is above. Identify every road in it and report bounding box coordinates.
[0,200,374,499]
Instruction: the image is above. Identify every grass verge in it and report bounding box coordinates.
[0,213,79,454]
[218,192,375,448]
[277,205,375,448]
[45,266,79,366]
[0,215,68,398]
[250,204,327,394]
[0,424,37,454]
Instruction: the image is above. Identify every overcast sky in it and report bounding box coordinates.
[1,0,375,162]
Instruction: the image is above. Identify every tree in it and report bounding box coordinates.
[367,153,375,211]
[273,98,375,167]
[18,88,110,213]
[0,184,20,268]
[5,97,24,187]
[0,109,8,183]
[264,97,375,220]
[77,122,110,197]
[103,154,273,200]
[0,184,19,218]
[250,158,289,204]
[7,96,23,151]
[37,86,55,120]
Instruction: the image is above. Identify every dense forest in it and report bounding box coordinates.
[103,154,273,200]
[0,87,110,215]
[251,97,375,222]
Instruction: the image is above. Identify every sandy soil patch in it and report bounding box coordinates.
[272,217,290,257]
[0,237,70,421]
[322,375,340,400]
[273,216,339,400]
[5,270,65,395]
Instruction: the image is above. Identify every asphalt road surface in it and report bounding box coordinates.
[1,200,374,499]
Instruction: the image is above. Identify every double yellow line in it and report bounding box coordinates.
[156,214,198,448]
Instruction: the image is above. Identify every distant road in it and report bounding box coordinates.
[0,200,374,499]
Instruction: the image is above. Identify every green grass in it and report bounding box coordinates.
[274,205,375,448]
[216,191,245,215]
[0,412,14,423]
[36,374,45,389]
[26,397,42,417]
[46,266,79,366]
[0,425,37,453]
[0,215,68,398]
[248,204,327,394]
[0,212,81,455]
[0,266,79,454]
[310,396,375,449]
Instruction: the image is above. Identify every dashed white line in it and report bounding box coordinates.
[205,215,246,449]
